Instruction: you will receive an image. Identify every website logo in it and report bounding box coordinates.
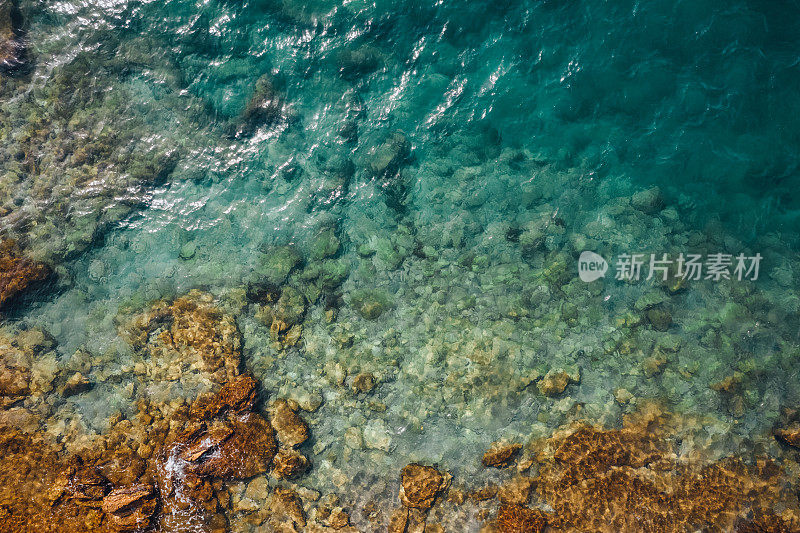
[578,251,609,282]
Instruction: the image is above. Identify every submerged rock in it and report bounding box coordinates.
[60,371,91,397]
[101,484,159,532]
[537,369,579,397]
[0,0,26,72]
[495,504,549,532]
[482,442,522,468]
[351,372,376,394]
[178,413,278,479]
[0,340,30,406]
[350,288,392,320]
[399,464,450,510]
[271,448,309,479]
[191,374,258,420]
[0,240,51,311]
[254,245,302,286]
[370,131,410,177]
[120,290,242,385]
[270,398,310,448]
[233,74,286,137]
[337,45,382,81]
[631,186,664,214]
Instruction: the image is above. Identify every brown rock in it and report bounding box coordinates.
[482,442,522,468]
[272,448,309,479]
[271,487,306,528]
[388,507,409,533]
[537,370,572,397]
[61,372,91,397]
[497,476,534,505]
[470,485,497,501]
[352,372,376,393]
[183,413,278,479]
[774,423,800,449]
[328,507,350,529]
[192,374,258,419]
[102,484,158,532]
[95,448,146,486]
[68,467,110,506]
[399,463,449,510]
[495,504,549,532]
[0,340,30,405]
[0,240,50,310]
[270,398,310,448]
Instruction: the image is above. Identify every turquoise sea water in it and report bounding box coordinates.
[2,0,800,528]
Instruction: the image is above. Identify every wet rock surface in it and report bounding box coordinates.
[101,484,158,532]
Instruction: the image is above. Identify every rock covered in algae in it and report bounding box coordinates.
[537,368,579,397]
[350,288,392,320]
[233,74,287,138]
[399,464,450,510]
[369,131,410,177]
[0,239,51,310]
[253,245,303,286]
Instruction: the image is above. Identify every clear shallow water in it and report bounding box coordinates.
[3,0,800,528]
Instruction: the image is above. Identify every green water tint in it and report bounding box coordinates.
[1,0,800,529]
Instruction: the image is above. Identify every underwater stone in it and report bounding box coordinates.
[191,374,258,420]
[362,418,392,451]
[337,45,381,81]
[274,286,307,326]
[646,306,672,331]
[60,372,91,397]
[399,464,449,510]
[270,398,310,448]
[370,131,410,177]
[774,423,800,449]
[255,245,302,286]
[350,288,392,320]
[271,448,309,479]
[310,227,340,261]
[0,337,30,405]
[631,186,664,214]
[0,239,51,310]
[351,372,376,394]
[482,442,522,468]
[537,369,578,397]
[101,484,158,532]
[234,74,286,137]
[495,504,549,532]
[179,240,197,260]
